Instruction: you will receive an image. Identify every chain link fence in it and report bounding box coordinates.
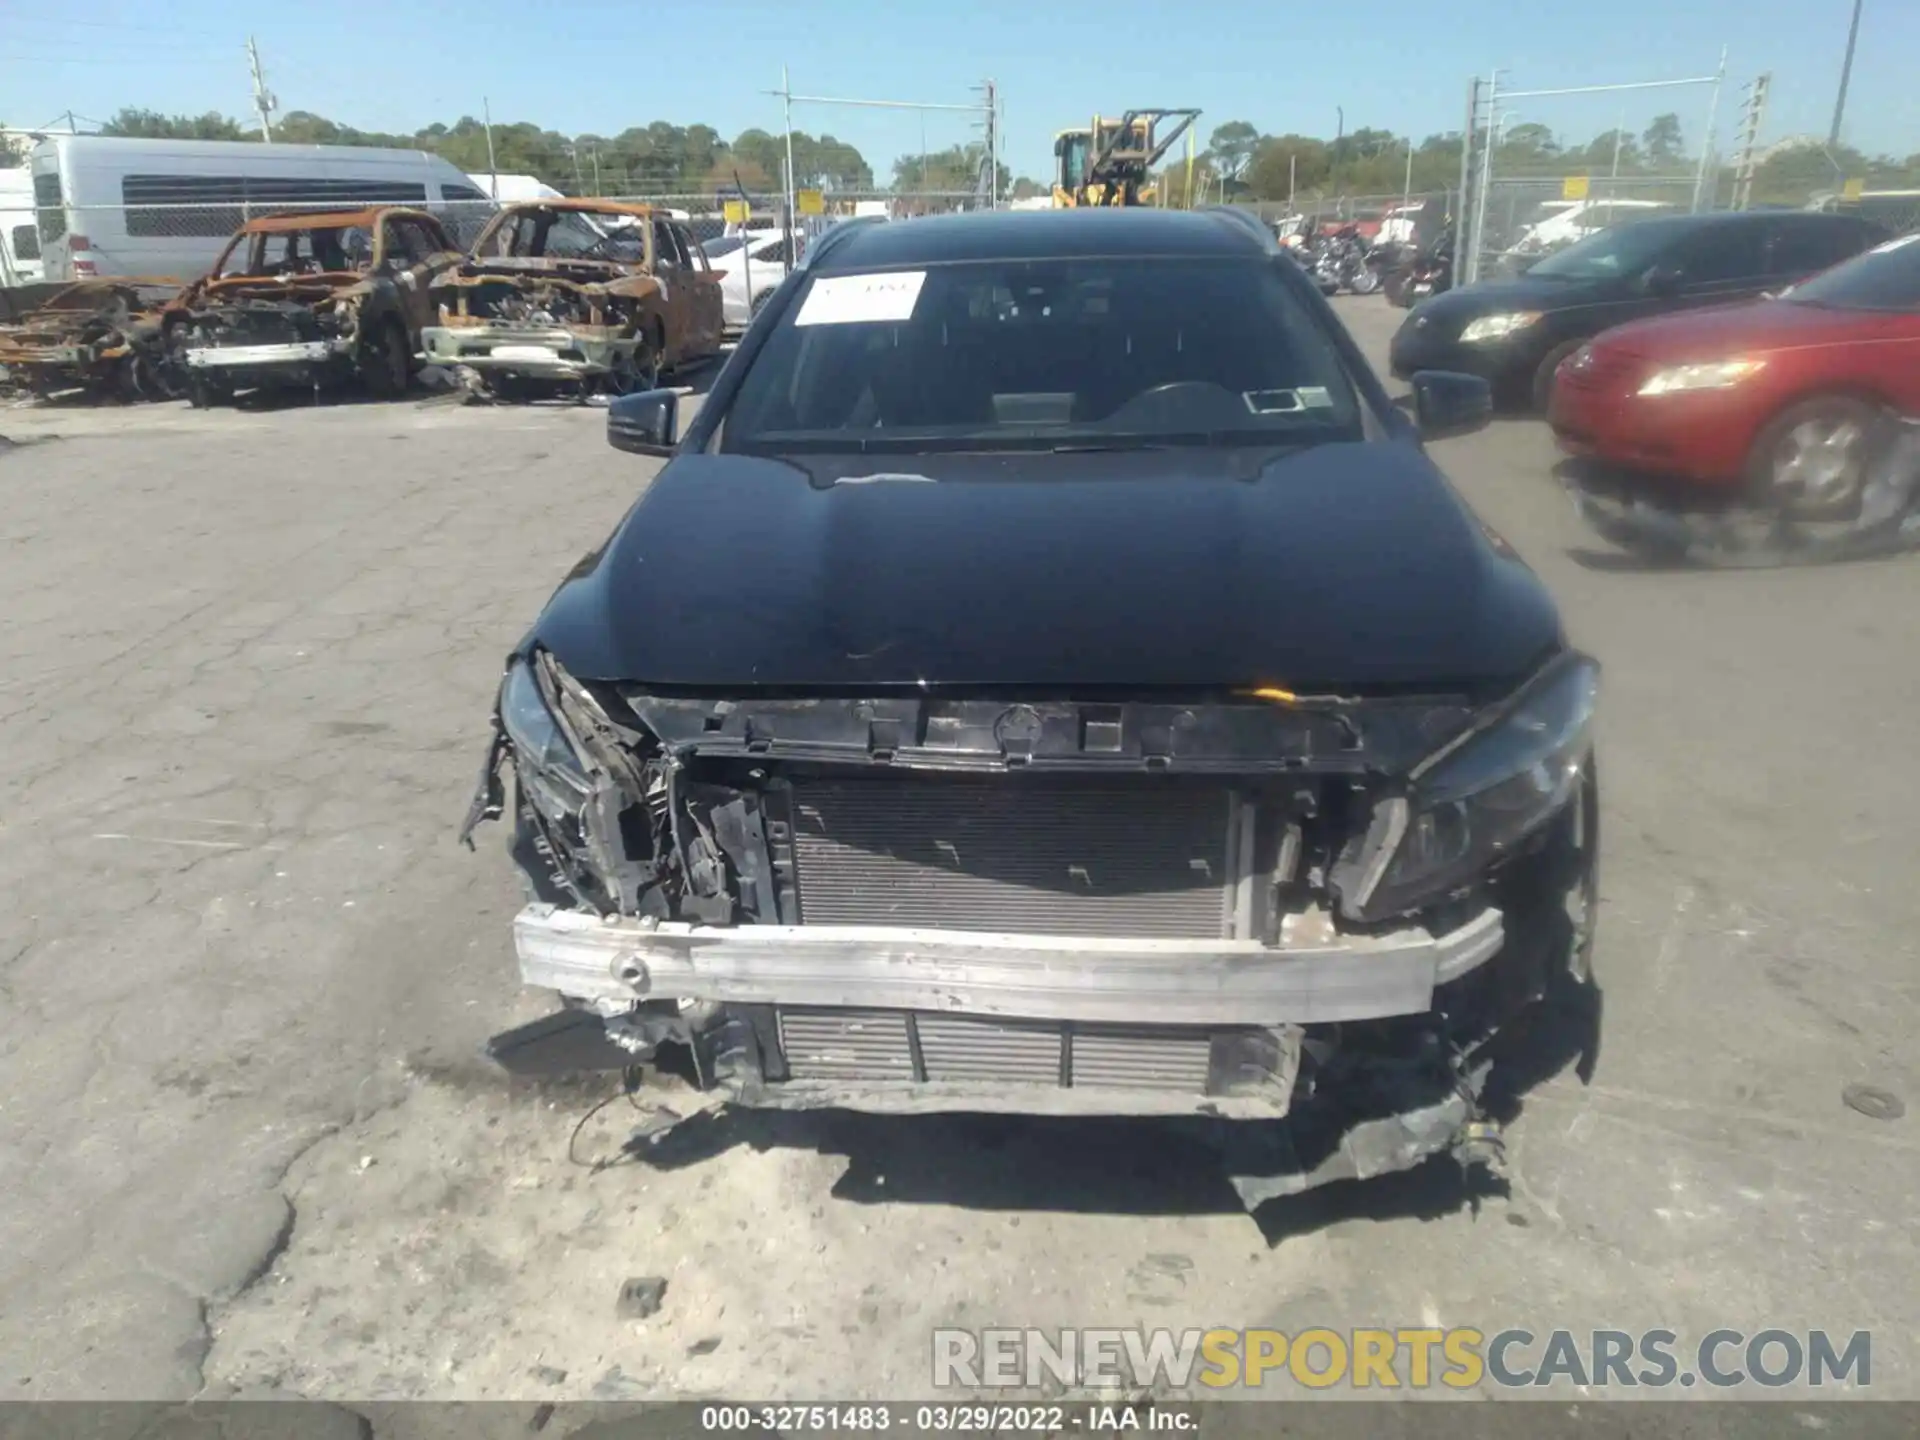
[1467,172,1705,278]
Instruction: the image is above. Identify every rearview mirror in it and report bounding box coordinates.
[608,389,679,457]
[1410,370,1492,440]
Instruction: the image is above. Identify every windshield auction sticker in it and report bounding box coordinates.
[795,270,928,326]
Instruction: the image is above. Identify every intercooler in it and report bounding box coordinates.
[775,1008,1217,1092]
[786,777,1243,939]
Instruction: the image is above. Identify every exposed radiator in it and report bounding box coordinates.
[777,1008,1215,1092]
[787,777,1238,938]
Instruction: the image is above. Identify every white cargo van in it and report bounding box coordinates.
[1,168,46,285]
[28,136,495,282]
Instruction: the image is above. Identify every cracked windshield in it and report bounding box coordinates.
[1,0,1915,1435]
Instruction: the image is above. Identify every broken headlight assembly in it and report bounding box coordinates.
[1336,654,1599,922]
[499,658,591,819]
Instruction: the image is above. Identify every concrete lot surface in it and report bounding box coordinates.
[1,299,1916,1410]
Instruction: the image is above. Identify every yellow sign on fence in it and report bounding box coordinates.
[1561,175,1591,201]
[722,199,750,224]
[1841,178,1865,201]
[797,189,826,216]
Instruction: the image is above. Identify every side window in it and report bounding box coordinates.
[408,219,454,256]
[12,224,41,262]
[754,238,792,266]
[1669,223,1769,284]
[1768,219,1869,277]
[383,218,438,266]
[651,220,681,269]
[667,223,695,268]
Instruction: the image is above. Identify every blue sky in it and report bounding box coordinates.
[5,0,1915,182]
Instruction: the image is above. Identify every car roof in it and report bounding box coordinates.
[239,206,431,235]
[1613,209,1858,238]
[496,198,663,220]
[811,207,1272,270]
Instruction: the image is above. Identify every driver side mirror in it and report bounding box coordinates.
[1410,370,1492,440]
[1641,263,1684,295]
[607,389,679,457]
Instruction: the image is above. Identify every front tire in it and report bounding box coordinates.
[1742,395,1882,522]
[187,373,230,409]
[1348,266,1381,296]
[360,321,411,400]
[1530,340,1585,415]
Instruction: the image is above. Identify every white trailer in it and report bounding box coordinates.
[27,135,495,283]
[1,169,46,285]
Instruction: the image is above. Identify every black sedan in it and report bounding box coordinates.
[464,206,1601,1206]
[1389,209,1886,413]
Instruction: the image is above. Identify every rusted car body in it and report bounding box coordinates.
[169,207,462,405]
[420,200,725,398]
[0,279,185,400]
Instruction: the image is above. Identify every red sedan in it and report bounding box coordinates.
[1550,232,1920,518]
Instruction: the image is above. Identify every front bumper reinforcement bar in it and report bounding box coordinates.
[512,904,1504,1026]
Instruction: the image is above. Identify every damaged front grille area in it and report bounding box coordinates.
[777,1008,1225,1093]
[788,777,1239,938]
[472,657,1594,1130]
[482,661,1485,942]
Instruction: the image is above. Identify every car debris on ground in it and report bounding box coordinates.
[420,200,725,403]
[0,279,185,402]
[168,207,463,407]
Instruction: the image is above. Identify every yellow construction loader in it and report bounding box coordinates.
[1052,109,1203,207]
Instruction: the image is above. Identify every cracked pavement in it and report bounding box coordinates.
[1,300,1916,1407]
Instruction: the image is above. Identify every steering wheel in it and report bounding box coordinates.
[1105,380,1242,427]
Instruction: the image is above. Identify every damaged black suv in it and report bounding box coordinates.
[463,207,1600,1204]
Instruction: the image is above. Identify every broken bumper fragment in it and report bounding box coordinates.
[181,339,350,371]
[420,323,631,380]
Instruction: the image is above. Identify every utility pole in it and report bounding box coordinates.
[1466,71,1501,286]
[1458,77,1479,238]
[1690,46,1727,213]
[973,78,999,208]
[247,36,277,142]
[483,98,498,199]
[1731,73,1772,210]
[1333,106,1344,197]
[1828,0,1864,151]
[781,65,798,253]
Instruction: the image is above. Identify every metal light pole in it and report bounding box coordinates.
[781,65,798,250]
[1828,0,1864,150]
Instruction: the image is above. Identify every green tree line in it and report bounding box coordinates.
[87,107,877,194]
[1149,115,1920,207]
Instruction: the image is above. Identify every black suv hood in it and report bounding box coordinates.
[529,444,1561,692]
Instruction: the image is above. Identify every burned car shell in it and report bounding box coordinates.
[420,200,725,395]
[465,209,1600,1202]
[0,279,184,399]
[170,207,460,401]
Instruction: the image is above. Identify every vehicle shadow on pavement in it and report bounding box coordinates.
[621,986,1602,1244]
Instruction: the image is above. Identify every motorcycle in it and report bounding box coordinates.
[1299,225,1373,296]
[1325,225,1379,295]
[1385,231,1454,309]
